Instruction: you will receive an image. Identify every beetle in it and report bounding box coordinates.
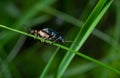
[30,28,64,43]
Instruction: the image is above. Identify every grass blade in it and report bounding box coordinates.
[43,6,116,49]
[0,19,120,77]
[56,0,112,77]
[40,48,60,78]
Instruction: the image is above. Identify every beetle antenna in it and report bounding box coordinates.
[64,41,73,42]
[64,41,78,43]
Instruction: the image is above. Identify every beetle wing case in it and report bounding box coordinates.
[29,28,64,43]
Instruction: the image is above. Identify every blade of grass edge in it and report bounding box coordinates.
[43,6,117,48]
[1,0,56,48]
[40,47,60,78]
[14,0,56,28]
[0,21,120,76]
[56,0,111,78]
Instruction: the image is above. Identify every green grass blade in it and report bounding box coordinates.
[114,0,120,43]
[40,48,60,78]
[0,23,120,76]
[43,6,116,48]
[1,0,56,47]
[56,0,112,77]
[0,58,12,78]
[43,6,83,27]
[0,25,45,43]
[15,0,56,28]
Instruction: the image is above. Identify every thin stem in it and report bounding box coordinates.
[0,24,120,75]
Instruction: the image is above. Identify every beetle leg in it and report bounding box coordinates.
[54,38,58,42]
[37,33,44,42]
[50,38,58,44]
[34,32,38,39]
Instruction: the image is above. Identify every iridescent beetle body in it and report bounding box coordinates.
[30,28,64,43]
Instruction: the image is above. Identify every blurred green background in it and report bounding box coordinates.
[0,0,120,78]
